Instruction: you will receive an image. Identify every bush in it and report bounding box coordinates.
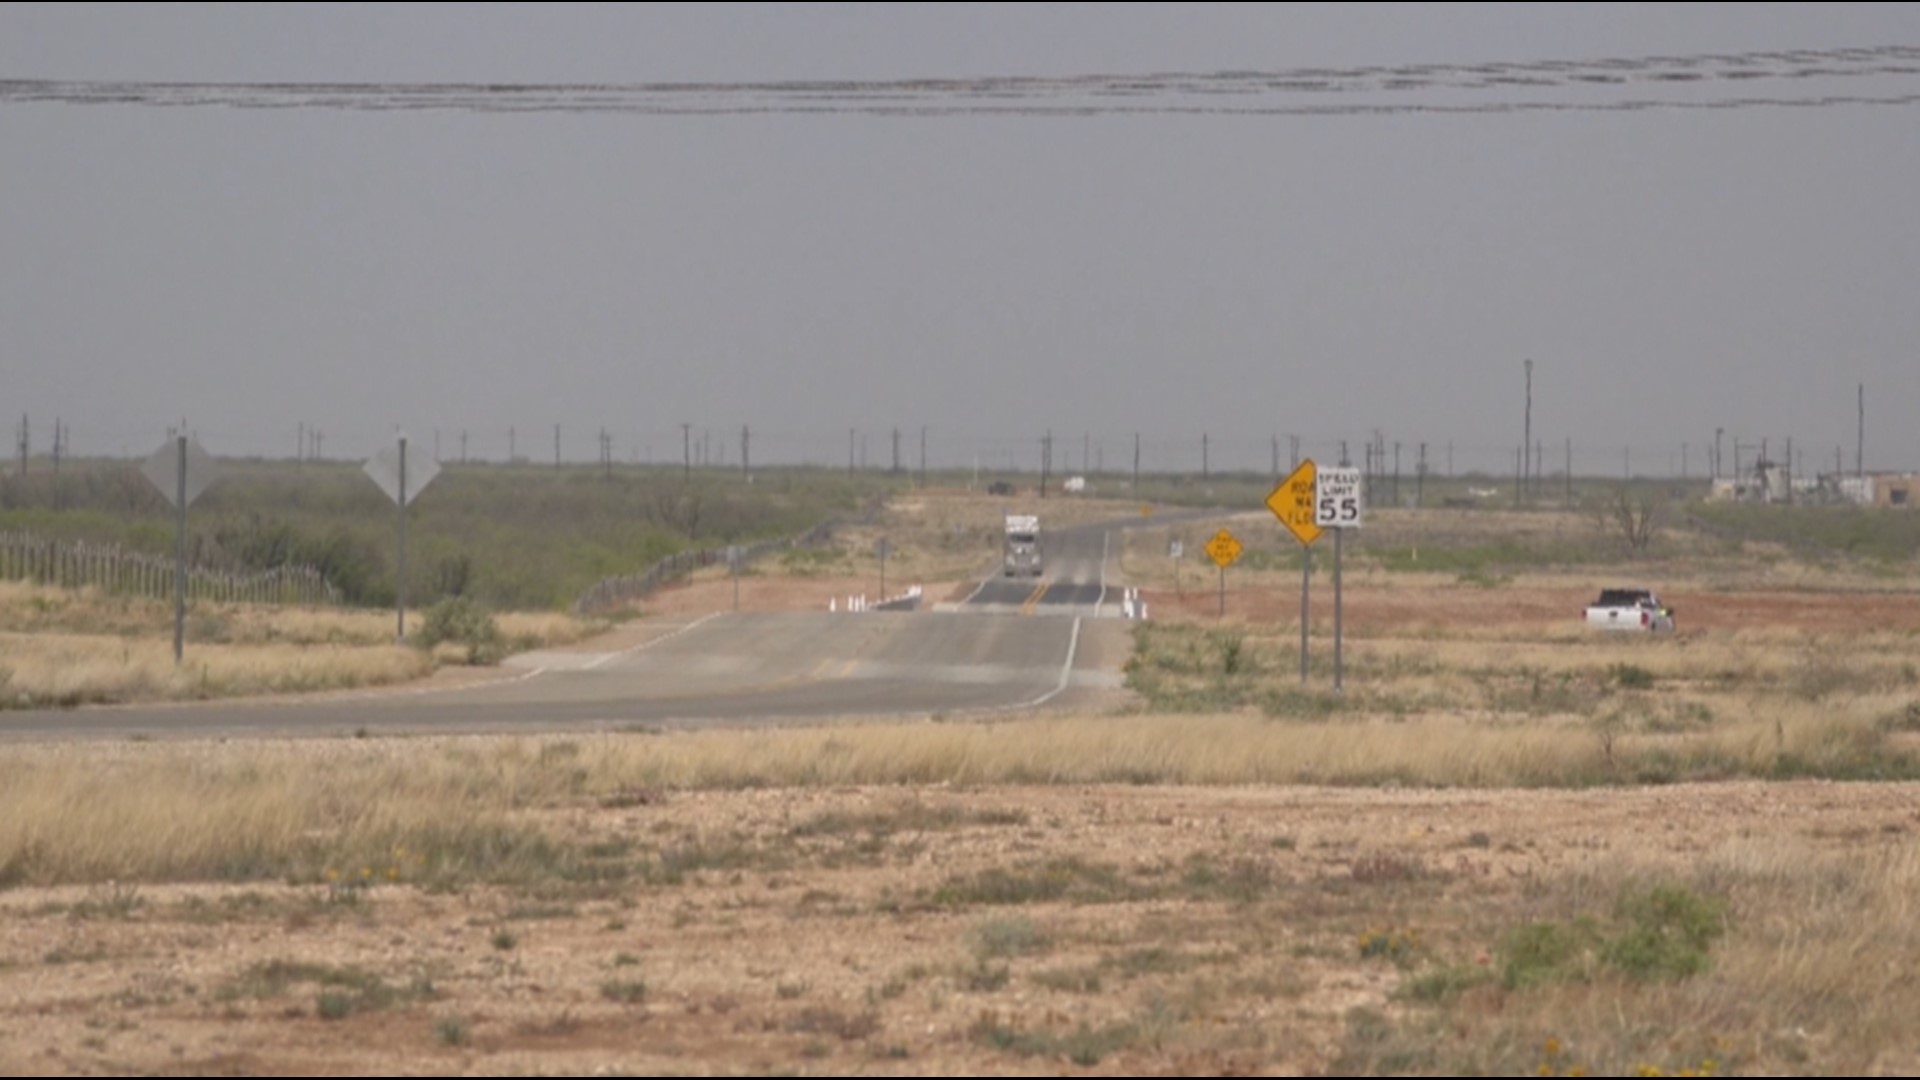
[414,597,504,665]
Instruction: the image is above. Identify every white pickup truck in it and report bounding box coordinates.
[1585,589,1676,633]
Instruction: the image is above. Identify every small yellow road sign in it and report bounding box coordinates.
[1266,460,1322,546]
[1205,528,1243,568]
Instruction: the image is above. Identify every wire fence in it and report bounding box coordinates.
[0,532,336,606]
[573,498,885,616]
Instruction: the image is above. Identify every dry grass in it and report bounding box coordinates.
[0,758,1915,1073]
[1336,834,1920,1076]
[0,708,1909,888]
[0,581,600,707]
[0,632,433,708]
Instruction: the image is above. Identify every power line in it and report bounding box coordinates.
[8,45,1918,118]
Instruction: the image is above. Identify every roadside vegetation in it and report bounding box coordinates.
[0,458,894,610]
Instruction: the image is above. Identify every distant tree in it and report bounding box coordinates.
[1601,488,1661,555]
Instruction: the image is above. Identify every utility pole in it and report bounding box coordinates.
[1393,441,1401,507]
[509,426,517,463]
[554,424,561,470]
[1417,442,1427,508]
[1446,442,1453,478]
[1272,435,1279,478]
[848,428,856,473]
[461,430,468,465]
[1041,430,1052,498]
[919,426,927,487]
[741,425,750,478]
[51,419,62,473]
[602,428,613,480]
[1202,433,1209,481]
[1133,432,1140,491]
[892,427,901,475]
[1858,382,1865,478]
[1714,428,1723,482]
[682,422,692,479]
[298,422,305,469]
[16,414,27,476]
[1083,432,1090,477]
[1523,359,1533,504]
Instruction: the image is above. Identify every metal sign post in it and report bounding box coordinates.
[1267,461,1321,685]
[1334,526,1344,692]
[174,438,187,663]
[397,436,408,642]
[728,546,743,611]
[140,434,219,665]
[363,435,442,644]
[1313,466,1364,694]
[1203,529,1242,619]
[1300,547,1311,684]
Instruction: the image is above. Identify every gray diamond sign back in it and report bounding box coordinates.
[363,442,441,506]
[140,437,218,508]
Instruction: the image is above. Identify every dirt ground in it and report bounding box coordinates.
[2,779,1914,1076]
[630,566,1920,639]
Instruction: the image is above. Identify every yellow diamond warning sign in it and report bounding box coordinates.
[1204,529,1243,568]
[1266,460,1322,546]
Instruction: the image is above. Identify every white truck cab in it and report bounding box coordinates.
[1003,514,1043,577]
[1585,589,1675,632]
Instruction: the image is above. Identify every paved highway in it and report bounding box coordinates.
[0,611,1128,741]
[0,512,1202,741]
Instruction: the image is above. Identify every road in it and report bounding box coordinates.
[0,511,1205,741]
[957,518,1117,614]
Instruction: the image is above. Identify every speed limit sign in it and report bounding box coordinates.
[1314,468,1364,528]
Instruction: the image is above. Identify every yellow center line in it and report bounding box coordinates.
[1019,579,1049,615]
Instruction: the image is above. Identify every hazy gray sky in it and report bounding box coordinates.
[4,3,1918,476]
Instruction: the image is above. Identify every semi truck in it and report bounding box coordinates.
[1003,514,1043,577]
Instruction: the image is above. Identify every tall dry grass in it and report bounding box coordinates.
[0,580,601,707]
[0,711,1909,886]
[0,633,433,708]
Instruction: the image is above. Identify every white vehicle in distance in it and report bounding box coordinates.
[1585,588,1676,633]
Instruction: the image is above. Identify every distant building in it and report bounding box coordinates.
[1836,473,1919,508]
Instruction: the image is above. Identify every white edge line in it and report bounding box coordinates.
[1093,530,1110,617]
[1020,615,1082,710]
[583,611,724,670]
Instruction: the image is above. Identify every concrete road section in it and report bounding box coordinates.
[0,612,1127,741]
